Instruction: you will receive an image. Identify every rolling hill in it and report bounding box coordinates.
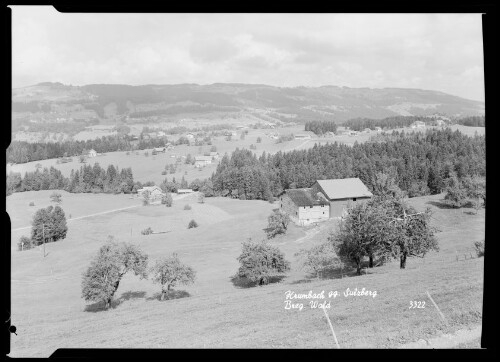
[12,82,485,126]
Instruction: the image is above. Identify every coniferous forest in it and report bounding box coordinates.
[211,128,485,200]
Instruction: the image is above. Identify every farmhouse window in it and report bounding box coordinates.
[353,198,357,201]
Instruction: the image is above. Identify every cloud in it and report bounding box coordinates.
[10,8,485,101]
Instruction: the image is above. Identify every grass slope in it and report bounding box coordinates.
[8,193,484,355]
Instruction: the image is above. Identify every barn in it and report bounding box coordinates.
[279,188,330,226]
[311,178,373,218]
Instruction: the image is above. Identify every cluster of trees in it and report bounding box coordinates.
[211,129,485,201]
[455,116,485,127]
[18,205,68,251]
[128,104,240,118]
[276,134,295,143]
[7,164,137,195]
[7,134,170,164]
[304,120,338,135]
[295,196,438,277]
[443,173,485,211]
[343,116,435,131]
[332,197,438,274]
[81,240,196,308]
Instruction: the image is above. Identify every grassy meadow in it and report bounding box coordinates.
[8,190,484,355]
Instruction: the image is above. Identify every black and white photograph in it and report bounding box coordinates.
[5,7,490,355]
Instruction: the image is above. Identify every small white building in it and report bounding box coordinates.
[294,134,312,140]
[177,189,194,194]
[410,121,426,129]
[194,155,212,168]
[137,186,165,205]
[88,149,98,158]
[186,133,195,139]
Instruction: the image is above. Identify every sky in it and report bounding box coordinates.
[11,7,485,102]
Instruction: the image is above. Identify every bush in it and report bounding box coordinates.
[198,192,205,204]
[161,170,167,175]
[265,210,290,239]
[256,137,262,143]
[184,204,192,210]
[29,201,35,206]
[295,242,344,279]
[237,239,290,285]
[474,240,484,257]
[141,227,153,235]
[18,236,34,251]
[188,219,198,229]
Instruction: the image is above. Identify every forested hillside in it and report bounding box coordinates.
[211,128,485,200]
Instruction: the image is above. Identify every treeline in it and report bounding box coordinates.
[7,163,137,195]
[129,104,240,118]
[7,135,168,164]
[304,120,338,135]
[455,116,485,127]
[211,129,485,200]
[343,116,433,131]
[12,101,52,113]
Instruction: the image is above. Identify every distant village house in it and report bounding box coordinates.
[137,186,165,205]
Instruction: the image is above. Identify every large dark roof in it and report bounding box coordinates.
[285,188,329,207]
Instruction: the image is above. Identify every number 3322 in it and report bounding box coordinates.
[409,301,426,309]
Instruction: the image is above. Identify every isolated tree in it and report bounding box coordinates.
[162,193,173,207]
[295,242,344,279]
[198,192,205,204]
[31,205,68,246]
[462,174,485,212]
[188,219,198,229]
[443,172,468,208]
[79,155,86,163]
[149,253,196,300]
[50,191,62,204]
[81,240,148,309]
[266,210,290,239]
[256,137,262,143]
[142,190,151,206]
[210,145,217,152]
[237,239,290,286]
[377,197,439,269]
[331,198,404,275]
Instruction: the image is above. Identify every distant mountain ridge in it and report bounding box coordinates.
[12,82,485,123]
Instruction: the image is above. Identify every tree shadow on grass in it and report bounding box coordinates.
[426,200,456,209]
[84,291,147,312]
[230,275,286,289]
[146,290,191,301]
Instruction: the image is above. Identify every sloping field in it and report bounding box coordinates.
[8,193,484,355]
